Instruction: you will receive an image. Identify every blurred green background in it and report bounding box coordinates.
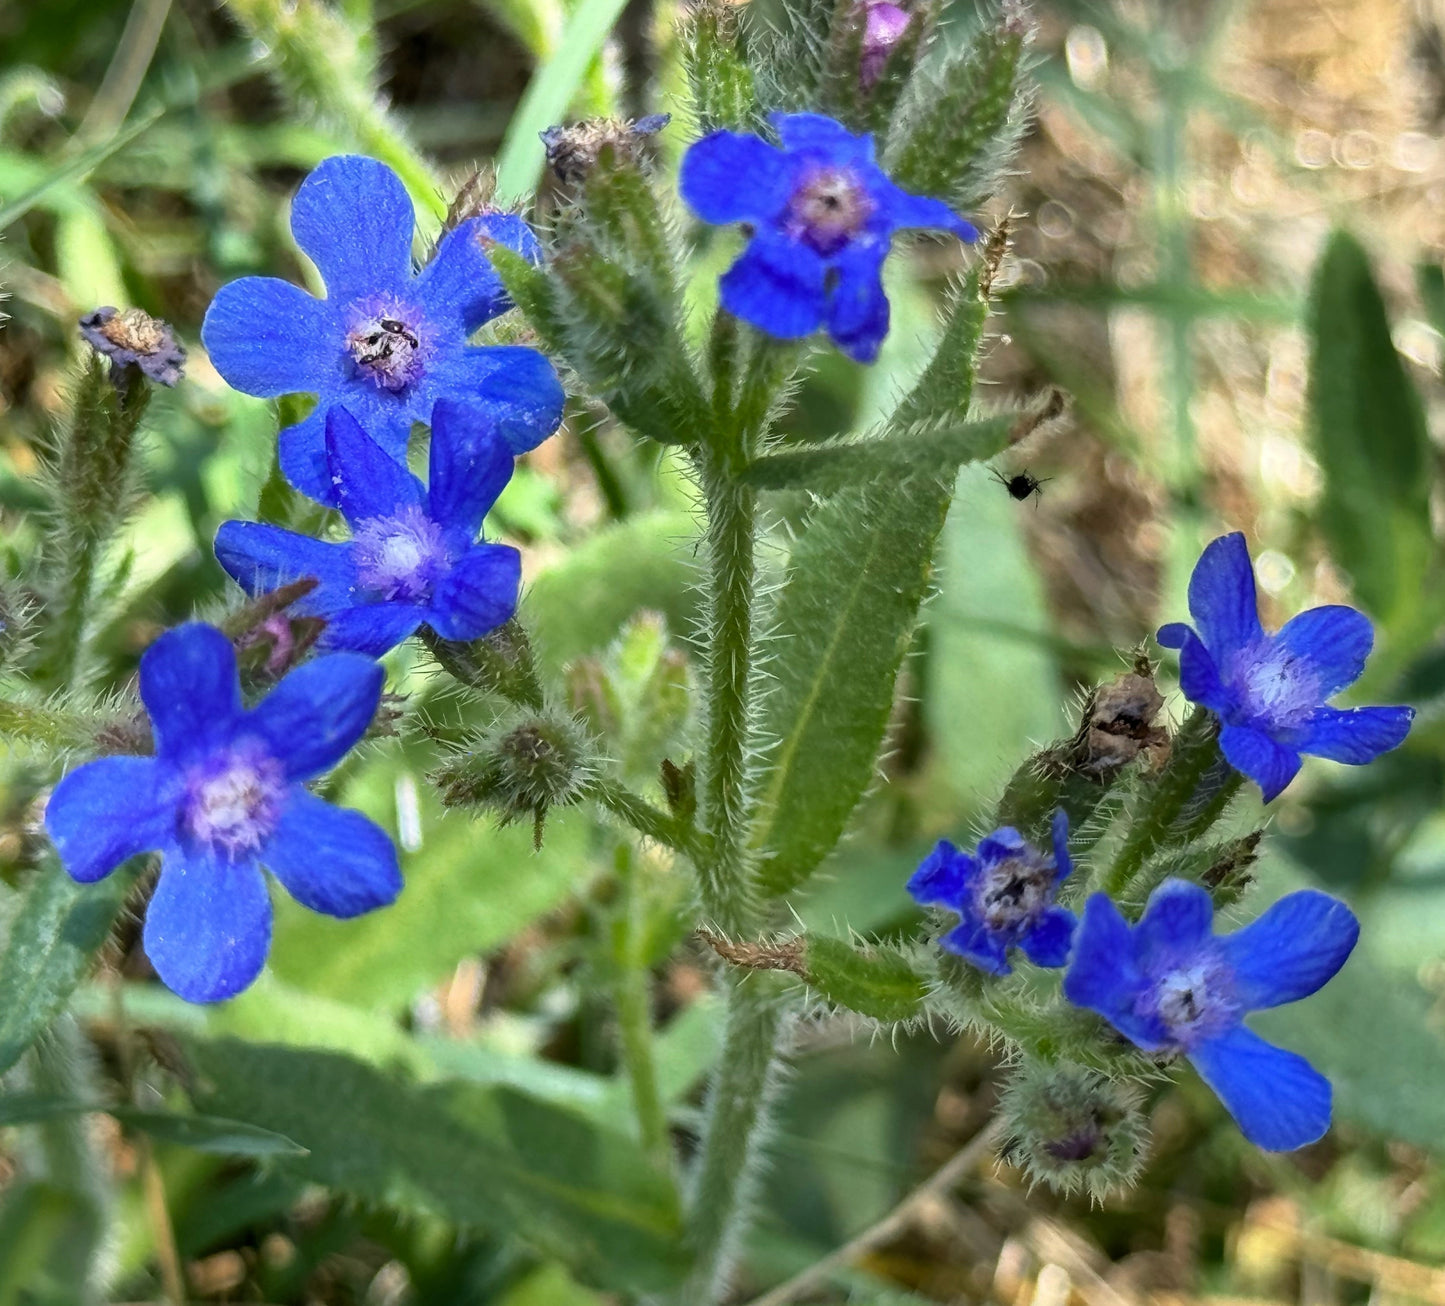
[2,0,1445,1301]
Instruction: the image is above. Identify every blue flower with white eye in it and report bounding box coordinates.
[679,112,976,363]
[214,401,520,658]
[201,155,565,506]
[1064,879,1358,1151]
[1156,533,1414,802]
[44,623,400,1004]
[908,810,1076,975]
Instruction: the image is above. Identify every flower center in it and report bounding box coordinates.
[182,745,285,857]
[344,298,428,392]
[1229,640,1320,729]
[1143,955,1239,1050]
[972,850,1054,934]
[351,506,451,603]
[786,165,874,256]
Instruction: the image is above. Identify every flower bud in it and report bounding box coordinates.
[996,1061,1148,1198]
[79,306,185,390]
[540,114,670,188]
[860,0,913,87]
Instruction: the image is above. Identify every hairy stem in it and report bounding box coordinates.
[612,848,670,1171]
[590,778,705,859]
[683,974,788,1302]
[1104,707,1224,896]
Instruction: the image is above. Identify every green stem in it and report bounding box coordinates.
[693,440,758,935]
[591,778,705,859]
[683,974,788,1302]
[612,848,670,1171]
[1104,707,1223,896]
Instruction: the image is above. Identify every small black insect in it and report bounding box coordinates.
[990,466,1051,503]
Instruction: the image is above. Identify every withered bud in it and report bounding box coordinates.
[445,166,500,230]
[540,113,671,186]
[79,307,186,389]
[660,757,695,822]
[1201,830,1262,904]
[1074,668,1169,778]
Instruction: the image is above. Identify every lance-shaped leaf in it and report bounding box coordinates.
[0,1095,307,1157]
[186,1038,687,1292]
[803,934,927,1021]
[0,864,133,1076]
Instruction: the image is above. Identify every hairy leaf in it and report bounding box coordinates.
[804,935,927,1021]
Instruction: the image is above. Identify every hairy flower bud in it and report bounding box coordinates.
[996,1062,1148,1198]
[860,0,913,87]
[79,306,186,389]
[432,709,599,846]
[1073,665,1169,779]
[541,114,670,187]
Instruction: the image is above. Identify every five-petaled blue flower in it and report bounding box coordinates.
[679,112,977,363]
[1157,533,1414,802]
[908,810,1076,975]
[201,155,565,506]
[44,623,401,1004]
[1064,879,1357,1151]
[214,401,521,657]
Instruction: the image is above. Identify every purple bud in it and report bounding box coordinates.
[861,0,913,88]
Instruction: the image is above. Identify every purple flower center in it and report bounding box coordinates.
[786,165,875,257]
[1228,640,1321,729]
[351,506,452,603]
[182,743,286,856]
[972,848,1054,934]
[1139,951,1239,1051]
[344,297,430,392]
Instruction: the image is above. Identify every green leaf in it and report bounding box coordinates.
[740,416,1015,494]
[803,935,927,1022]
[681,0,762,134]
[112,1108,308,1157]
[185,1039,687,1292]
[492,0,633,202]
[751,476,954,895]
[0,866,132,1076]
[1306,230,1435,627]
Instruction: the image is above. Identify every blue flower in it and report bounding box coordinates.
[679,112,976,363]
[1064,879,1358,1151]
[908,810,1077,975]
[1156,533,1414,802]
[214,402,521,658]
[44,623,400,1003]
[201,155,565,506]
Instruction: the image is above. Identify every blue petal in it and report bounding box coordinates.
[1188,1025,1332,1151]
[325,406,425,524]
[1274,604,1374,698]
[868,176,978,240]
[906,840,974,908]
[1156,623,1229,713]
[143,849,272,1003]
[139,624,243,763]
[1219,723,1302,803]
[1049,808,1073,884]
[1187,533,1263,656]
[289,155,414,299]
[1220,889,1359,1010]
[426,400,514,535]
[320,603,427,656]
[771,112,875,164]
[264,790,400,918]
[278,404,337,506]
[942,917,1011,975]
[46,757,170,883]
[719,229,827,341]
[1135,878,1215,963]
[1020,906,1076,968]
[201,278,339,399]
[1063,893,1168,1052]
[679,131,795,224]
[825,239,890,363]
[427,346,565,456]
[976,826,1027,865]
[213,520,358,615]
[413,215,535,334]
[427,544,521,641]
[1283,704,1414,765]
[246,652,383,781]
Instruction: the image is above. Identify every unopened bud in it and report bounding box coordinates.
[996,1062,1148,1198]
[860,0,913,87]
[79,306,185,389]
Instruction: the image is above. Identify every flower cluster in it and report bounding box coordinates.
[912,533,1413,1152]
[46,155,563,1003]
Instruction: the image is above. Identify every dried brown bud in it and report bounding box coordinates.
[79,307,186,388]
[540,114,670,186]
[1073,668,1169,778]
